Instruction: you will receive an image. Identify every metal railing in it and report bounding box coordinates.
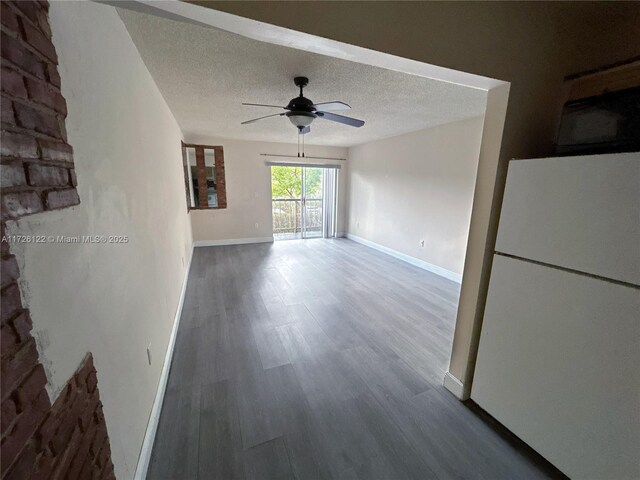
[272,198,322,236]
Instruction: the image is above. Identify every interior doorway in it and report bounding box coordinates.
[271,165,337,240]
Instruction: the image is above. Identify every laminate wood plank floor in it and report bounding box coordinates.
[148,239,563,480]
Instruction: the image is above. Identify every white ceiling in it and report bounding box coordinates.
[118,8,487,147]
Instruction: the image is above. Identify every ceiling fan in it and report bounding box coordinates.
[241,76,365,134]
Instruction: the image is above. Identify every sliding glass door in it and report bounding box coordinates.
[271,165,329,240]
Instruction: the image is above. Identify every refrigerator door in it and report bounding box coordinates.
[472,255,640,479]
[496,152,640,285]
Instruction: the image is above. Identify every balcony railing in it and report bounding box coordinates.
[272,198,322,238]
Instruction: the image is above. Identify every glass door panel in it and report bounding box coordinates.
[302,167,323,238]
[271,165,303,240]
[271,165,326,240]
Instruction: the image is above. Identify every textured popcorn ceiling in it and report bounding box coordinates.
[119,8,487,147]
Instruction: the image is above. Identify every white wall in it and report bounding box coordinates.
[346,116,484,277]
[186,135,347,243]
[5,3,192,478]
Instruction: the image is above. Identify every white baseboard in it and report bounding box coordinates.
[193,236,274,247]
[443,371,467,400]
[134,245,194,480]
[336,231,346,238]
[345,233,462,283]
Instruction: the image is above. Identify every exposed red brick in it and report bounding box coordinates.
[66,387,90,433]
[3,439,37,479]
[89,418,107,458]
[45,62,60,88]
[25,77,67,114]
[0,396,17,435]
[20,18,57,63]
[35,8,52,39]
[0,339,38,397]
[94,403,106,427]
[86,371,98,394]
[49,413,78,457]
[38,138,72,162]
[50,425,81,479]
[0,5,111,478]
[14,101,61,138]
[26,163,69,187]
[0,390,49,475]
[75,354,94,385]
[12,1,41,25]
[0,313,31,361]
[1,190,43,219]
[0,3,20,33]
[11,310,33,343]
[0,32,46,80]
[1,283,22,323]
[0,323,20,359]
[51,381,74,410]
[31,450,55,480]
[43,187,79,210]
[1,67,28,99]
[15,364,47,410]
[0,255,20,289]
[101,459,116,480]
[66,426,95,479]
[96,440,111,470]
[0,131,39,158]
[0,160,27,188]
[58,119,67,142]
[1,100,16,126]
[36,410,58,450]
[77,451,98,480]
[79,393,100,433]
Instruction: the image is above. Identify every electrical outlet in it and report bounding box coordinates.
[181,256,184,267]
[254,222,259,229]
[357,221,360,229]
[147,344,152,366]
[420,240,425,247]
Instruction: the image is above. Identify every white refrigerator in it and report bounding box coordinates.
[471,152,640,479]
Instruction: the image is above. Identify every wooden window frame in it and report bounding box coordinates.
[181,142,227,211]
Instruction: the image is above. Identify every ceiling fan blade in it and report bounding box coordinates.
[241,113,285,125]
[313,101,351,111]
[316,111,364,127]
[300,125,310,135]
[242,103,287,109]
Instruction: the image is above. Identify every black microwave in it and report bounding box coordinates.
[555,86,640,156]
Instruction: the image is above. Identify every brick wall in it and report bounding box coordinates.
[1,2,115,478]
[1,0,78,219]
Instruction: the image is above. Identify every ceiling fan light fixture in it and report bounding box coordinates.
[287,112,315,128]
[241,77,364,130]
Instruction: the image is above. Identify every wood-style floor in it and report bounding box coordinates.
[147,239,561,480]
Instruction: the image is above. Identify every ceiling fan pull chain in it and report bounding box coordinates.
[302,130,305,157]
[297,130,300,157]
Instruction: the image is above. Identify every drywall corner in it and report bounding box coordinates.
[447,82,510,390]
